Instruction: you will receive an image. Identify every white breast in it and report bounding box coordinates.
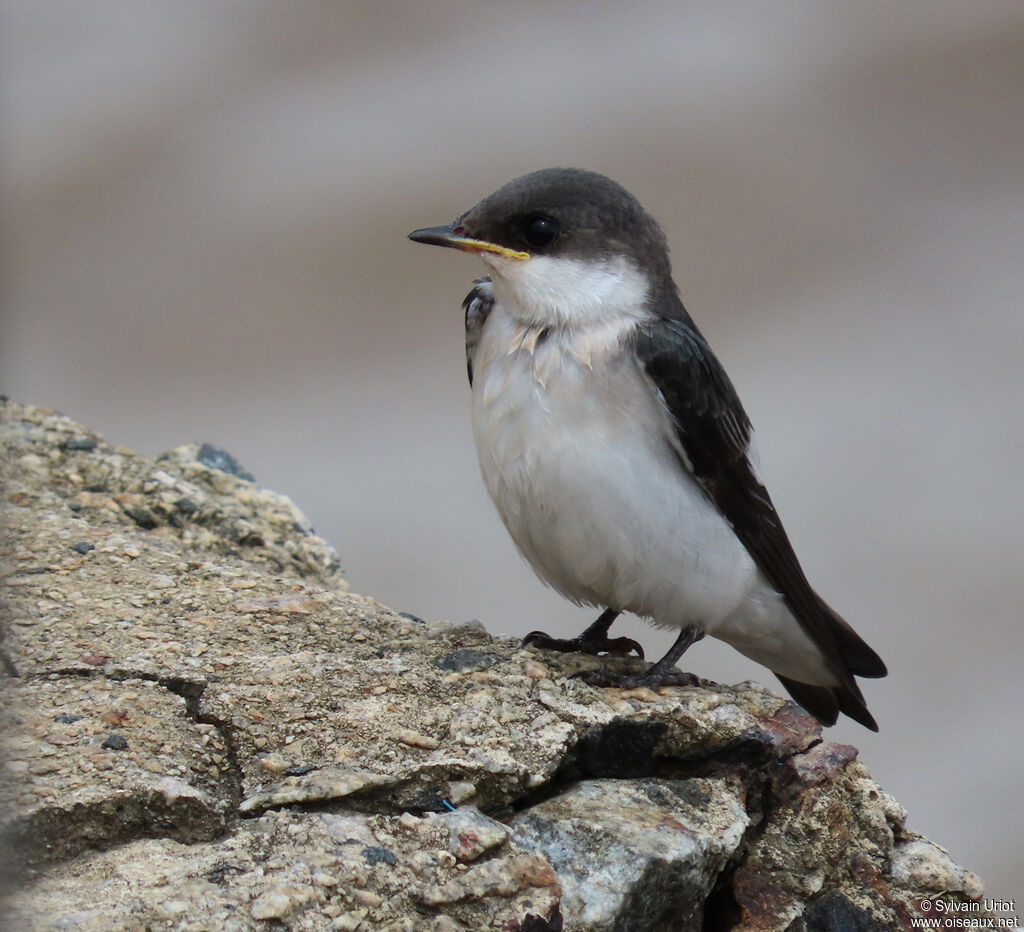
[469,303,759,630]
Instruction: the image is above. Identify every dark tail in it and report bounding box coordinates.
[821,594,887,679]
[780,594,886,731]
[776,674,879,731]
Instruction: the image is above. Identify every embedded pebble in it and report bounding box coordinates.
[250,883,316,920]
[442,806,512,862]
[258,754,290,774]
[523,660,549,680]
[395,729,440,750]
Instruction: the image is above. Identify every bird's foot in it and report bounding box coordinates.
[572,667,698,690]
[522,629,645,659]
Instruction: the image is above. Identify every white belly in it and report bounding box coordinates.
[470,308,759,630]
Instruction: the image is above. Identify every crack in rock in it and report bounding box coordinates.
[0,673,231,876]
[0,647,20,678]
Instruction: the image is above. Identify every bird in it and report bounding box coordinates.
[408,167,886,729]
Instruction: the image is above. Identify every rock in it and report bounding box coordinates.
[0,675,228,866]
[439,805,513,862]
[250,883,317,920]
[0,400,1002,930]
[418,851,559,905]
[238,767,396,814]
[196,443,255,482]
[891,837,984,898]
[512,778,748,931]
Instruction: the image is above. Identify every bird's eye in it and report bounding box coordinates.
[523,215,559,248]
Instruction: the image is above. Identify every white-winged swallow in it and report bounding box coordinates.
[409,167,886,729]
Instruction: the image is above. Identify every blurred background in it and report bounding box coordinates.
[3,0,1022,905]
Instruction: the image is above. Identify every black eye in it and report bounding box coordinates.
[523,215,559,248]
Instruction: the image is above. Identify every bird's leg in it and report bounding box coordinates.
[522,608,644,658]
[574,624,705,689]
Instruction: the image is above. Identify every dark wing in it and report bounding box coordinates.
[633,315,886,729]
[463,278,495,387]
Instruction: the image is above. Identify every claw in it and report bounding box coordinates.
[554,623,703,691]
[521,630,644,658]
[522,630,558,648]
[602,637,645,659]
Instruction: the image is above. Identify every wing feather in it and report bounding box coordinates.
[463,277,494,387]
[633,313,885,727]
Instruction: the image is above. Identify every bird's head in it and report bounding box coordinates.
[409,168,672,328]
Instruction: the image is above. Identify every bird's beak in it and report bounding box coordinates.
[408,223,529,260]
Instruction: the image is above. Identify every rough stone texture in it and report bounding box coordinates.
[512,778,749,931]
[0,400,1005,931]
[1,675,228,865]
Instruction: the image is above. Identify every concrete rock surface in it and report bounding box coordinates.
[0,400,1000,931]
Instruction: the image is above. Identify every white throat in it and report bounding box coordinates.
[481,252,651,329]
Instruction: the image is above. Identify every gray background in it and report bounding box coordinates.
[3,1,1022,906]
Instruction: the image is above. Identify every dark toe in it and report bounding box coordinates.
[522,630,564,650]
[596,636,645,659]
[523,630,645,659]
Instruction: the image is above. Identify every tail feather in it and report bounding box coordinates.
[774,594,884,730]
[776,674,879,732]
[816,593,887,679]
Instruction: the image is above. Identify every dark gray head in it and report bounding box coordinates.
[410,168,673,284]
